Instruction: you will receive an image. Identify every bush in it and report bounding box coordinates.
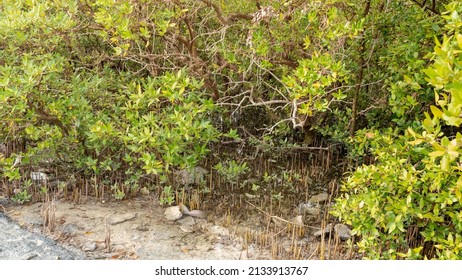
[0,0,219,195]
[332,2,462,259]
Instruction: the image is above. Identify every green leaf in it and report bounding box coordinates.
[430,105,443,118]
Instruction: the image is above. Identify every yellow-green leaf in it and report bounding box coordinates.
[430,105,443,118]
[457,34,462,49]
[429,150,446,157]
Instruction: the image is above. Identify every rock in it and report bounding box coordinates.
[164,206,183,221]
[107,213,137,225]
[290,215,304,227]
[30,172,48,185]
[0,212,85,260]
[176,215,195,225]
[177,216,196,233]
[334,224,351,240]
[82,242,97,252]
[186,210,207,219]
[140,187,150,195]
[297,202,321,216]
[0,196,10,207]
[176,166,208,186]
[308,192,329,204]
[180,205,207,219]
[313,223,333,237]
[313,223,351,240]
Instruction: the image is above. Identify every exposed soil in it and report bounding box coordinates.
[4,195,274,260]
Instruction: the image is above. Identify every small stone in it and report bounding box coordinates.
[140,187,150,195]
[107,213,137,225]
[334,224,351,240]
[308,192,329,204]
[82,242,97,252]
[290,215,304,227]
[164,206,183,221]
[313,223,333,237]
[135,224,150,232]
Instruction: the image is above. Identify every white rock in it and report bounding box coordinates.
[30,172,48,184]
[164,206,183,221]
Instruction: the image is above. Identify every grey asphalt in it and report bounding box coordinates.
[0,212,85,260]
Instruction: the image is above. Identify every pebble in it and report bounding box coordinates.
[135,224,150,232]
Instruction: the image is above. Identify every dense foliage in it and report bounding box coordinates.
[1,0,462,259]
[333,2,462,259]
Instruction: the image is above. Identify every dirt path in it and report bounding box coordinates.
[3,196,271,260]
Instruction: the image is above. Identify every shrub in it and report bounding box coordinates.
[332,2,462,259]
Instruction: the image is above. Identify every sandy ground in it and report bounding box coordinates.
[3,196,271,260]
